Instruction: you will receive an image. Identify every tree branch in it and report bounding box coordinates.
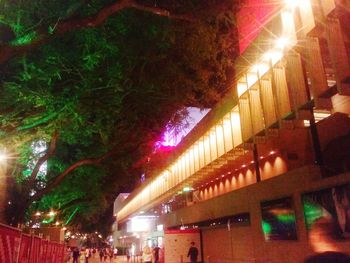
[129,0,196,21]
[0,0,195,64]
[17,112,60,131]
[28,142,141,203]
[28,131,59,184]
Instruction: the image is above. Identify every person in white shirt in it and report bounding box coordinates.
[113,248,118,259]
[142,244,152,263]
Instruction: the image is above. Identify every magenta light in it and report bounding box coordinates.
[158,107,210,147]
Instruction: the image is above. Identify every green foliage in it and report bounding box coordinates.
[0,0,237,231]
[11,31,37,45]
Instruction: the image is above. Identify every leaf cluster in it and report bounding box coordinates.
[0,0,238,231]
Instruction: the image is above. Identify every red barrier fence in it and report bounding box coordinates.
[0,223,65,263]
[19,234,31,263]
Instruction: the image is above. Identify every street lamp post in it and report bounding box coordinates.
[0,150,8,223]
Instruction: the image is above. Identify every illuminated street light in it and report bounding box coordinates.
[183,186,192,192]
[48,211,56,217]
[35,211,41,217]
[0,151,7,162]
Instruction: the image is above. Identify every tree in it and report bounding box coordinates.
[0,0,238,229]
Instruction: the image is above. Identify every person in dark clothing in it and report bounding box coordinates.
[304,251,350,263]
[153,246,160,263]
[99,248,104,262]
[187,242,199,263]
[103,248,108,262]
[72,248,80,263]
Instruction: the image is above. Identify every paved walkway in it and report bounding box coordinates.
[74,255,137,263]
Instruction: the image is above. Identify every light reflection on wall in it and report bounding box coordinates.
[261,156,287,180]
[246,169,254,185]
[198,155,288,202]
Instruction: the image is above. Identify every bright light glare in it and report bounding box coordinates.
[130,216,153,232]
[246,72,259,87]
[237,82,248,97]
[183,186,192,192]
[263,50,283,64]
[276,37,290,49]
[48,211,56,217]
[0,152,7,162]
[284,0,302,9]
[251,63,270,76]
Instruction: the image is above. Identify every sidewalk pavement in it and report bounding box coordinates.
[82,255,131,263]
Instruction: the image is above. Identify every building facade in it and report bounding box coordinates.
[116,0,350,262]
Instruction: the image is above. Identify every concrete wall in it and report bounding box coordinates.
[202,227,255,263]
[164,230,201,263]
[161,166,350,263]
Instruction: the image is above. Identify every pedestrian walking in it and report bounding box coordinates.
[142,244,152,263]
[126,247,131,262]
[72,247,80,263]
[84,248,90,263]
[187,242,199,263]
[79,248,86,263]
[99,248,104,262]
[108,248,114,262]
[113,247,118,259]
[152,245,160,263]
[103,248,108,262]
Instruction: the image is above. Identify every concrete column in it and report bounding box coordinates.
[0,161,7,223]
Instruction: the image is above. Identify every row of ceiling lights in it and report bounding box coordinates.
[196,150,278,190]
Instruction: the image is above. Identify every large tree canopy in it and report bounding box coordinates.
[0,0,238,232]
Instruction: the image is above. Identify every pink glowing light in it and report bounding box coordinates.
[237,0,281,53]
[159,107,210,147]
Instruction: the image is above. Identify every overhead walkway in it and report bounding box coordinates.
[117,0,350,223]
